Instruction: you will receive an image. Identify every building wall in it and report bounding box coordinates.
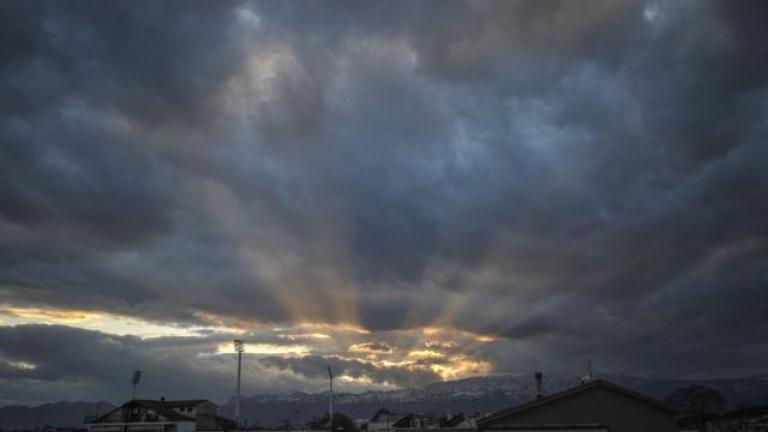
[482,386,679,432]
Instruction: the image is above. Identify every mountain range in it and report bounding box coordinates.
[218,373,768,426]
[3,374,768,430]
[0,401,113,431]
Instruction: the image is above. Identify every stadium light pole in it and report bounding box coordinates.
[131,370,142,400]
[327,366,334,432]
[234,339,245,429]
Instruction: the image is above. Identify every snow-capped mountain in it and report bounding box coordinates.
[222,373,768,426]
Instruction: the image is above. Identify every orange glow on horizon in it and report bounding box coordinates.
[0,305,103,323]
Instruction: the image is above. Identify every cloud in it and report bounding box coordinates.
[0,0,766,404]
[348,342,394,354]
[256,355,441,389]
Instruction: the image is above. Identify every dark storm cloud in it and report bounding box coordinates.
[0,0,767,403]
[0,325,439,405]
[0,325,232,404]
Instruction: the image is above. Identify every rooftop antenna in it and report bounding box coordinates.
[131,370,142,400]
[234,339,245,429]
[327,366,334,432]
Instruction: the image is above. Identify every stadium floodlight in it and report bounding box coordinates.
[234,339,245,429]
[131,370,142,400]
[327,366,334,432]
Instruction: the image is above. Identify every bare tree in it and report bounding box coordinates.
[666,384,726,430]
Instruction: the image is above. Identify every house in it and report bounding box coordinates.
[392,414,426,431]
[367,409,403,432]
[706,405,768,431]
[477,379,680,432]
[88,399,234,432]
[442,413,481,429]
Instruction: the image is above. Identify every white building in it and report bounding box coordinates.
[88,399,234,432]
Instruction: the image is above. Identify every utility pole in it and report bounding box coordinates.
[234,339,245,429]
[327,366,334,432]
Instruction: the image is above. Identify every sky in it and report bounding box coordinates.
[1,0,767,406]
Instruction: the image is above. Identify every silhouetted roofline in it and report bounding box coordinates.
[478,379,676,427]
[482,425,607,431]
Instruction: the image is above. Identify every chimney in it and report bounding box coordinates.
[534,372,544,399]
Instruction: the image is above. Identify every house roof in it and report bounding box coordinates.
[90,399,211,423]
[392,413,421,428]
[369,408,395,423]
[478,379,676,427]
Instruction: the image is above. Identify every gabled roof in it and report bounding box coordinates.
[392,413,422,428]
[370,408,394,423]
[90,399,210,423]
[478,380,676,427]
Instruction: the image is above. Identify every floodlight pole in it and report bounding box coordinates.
[131,370,142,400]
[234,340,245,429]
[327,366,334,432]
